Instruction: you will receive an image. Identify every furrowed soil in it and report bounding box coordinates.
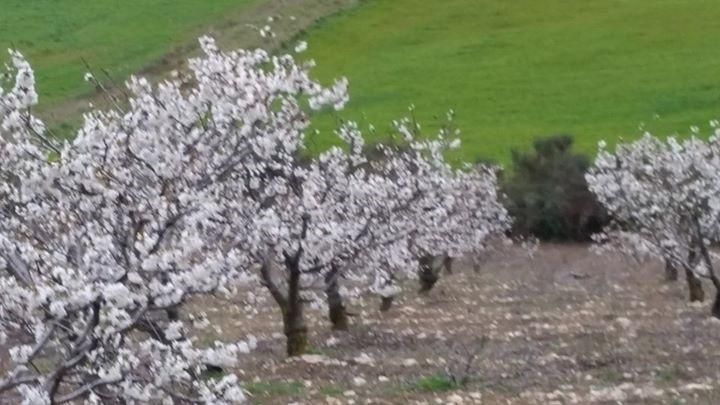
[197,244,720,404]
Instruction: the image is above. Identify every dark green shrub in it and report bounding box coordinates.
[502,135,607,241]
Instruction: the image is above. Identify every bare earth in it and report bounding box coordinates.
[192,244,720,404]
[4,244,720,404]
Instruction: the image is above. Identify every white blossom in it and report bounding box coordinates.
[588,132,720,316]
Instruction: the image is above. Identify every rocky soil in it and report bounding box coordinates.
[197,244,720,404]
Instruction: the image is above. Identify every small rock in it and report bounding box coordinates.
[298,354,327,364]
[343,390,357,397]
[353,353,375,366]
[615,317,632,329]
[446,393,464,404]
[353,377,367,387]
[402,358,418,367]
[290,354,347,367]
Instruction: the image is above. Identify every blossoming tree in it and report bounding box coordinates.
[1,31,513,405]
[166,37,510,351]
[370,119,511,300]
[587,134,720,317]
[0,35,349,402]
[0,40,284,401]
[242,120,442,351]
[328,120,510,326]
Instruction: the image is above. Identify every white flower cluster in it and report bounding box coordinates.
[587,132,720,315]
[0,35,511,402]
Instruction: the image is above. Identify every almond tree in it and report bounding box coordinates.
[412,164,510,294]
[587,134,720,316]
[0,32,351,402]
[1,40,512,405]
[244,121,437,350]
[314,119,510,328]
[0,42,276,402]
[228,89,511,346]
[175,39,514,349]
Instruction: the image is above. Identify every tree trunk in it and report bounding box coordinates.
[664,260,678,282]
[283,307,308,356]
[443,255,454,274]
[325,269,349,331]
[418,255,439,293]
[166,306,180,321]
[284,268,308,357]
[259,256,309,357]
[692,225,720,319]
[712,289,720,319]
[685,268,705,302]
[472,257,482,273]
[379,296,394,312]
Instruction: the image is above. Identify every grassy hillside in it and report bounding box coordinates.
[6,0,720,163]
[0,0,357,135]
[301,0,720,162]
[0,0,261,104]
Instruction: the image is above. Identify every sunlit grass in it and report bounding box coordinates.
[301,0,720,163]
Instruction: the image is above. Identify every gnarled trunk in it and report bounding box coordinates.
[712,290,720,319]
[325,267,349,331]
[283,306,308,356]
[443,255,454,274]
[418,255,440,293]
[472,257,482,273]
[284,267,308,356]
[694,228,720,318]
[686,268,705,302]
[260,257,309,357]
[664,260,678,282]
[685,248,705,302]
[379,296,394,312]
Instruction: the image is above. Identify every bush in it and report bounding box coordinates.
[502,135,607,241]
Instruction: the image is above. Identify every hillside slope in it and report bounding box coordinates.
[1,0,357,134]
[0,0,261,104]
[301,0,720,162]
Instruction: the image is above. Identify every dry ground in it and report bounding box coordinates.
[4,244,720,404]
[204,244,720,404]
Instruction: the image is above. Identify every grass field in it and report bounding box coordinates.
[0,0,357,136]
[0,0,262,104]
[5,0,720,163]
[301,0,720,162]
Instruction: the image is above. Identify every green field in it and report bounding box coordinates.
[0,0,356,135]
[4,0,720,163]
[0,0,262,104]
[301,0,720,162]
